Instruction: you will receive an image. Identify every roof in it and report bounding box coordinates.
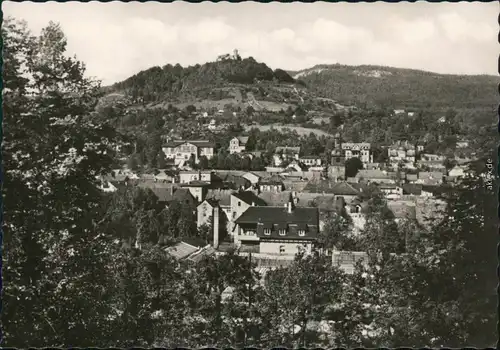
[235,206,320,240]
[206,189,232,206]
[237,136,249,145]
[406,174,418,181]
[387,202,417,220]
[235,206,318,226]
[402,184,422,195]
[180,181,211,187]
[341,142,371,150]
[418,172,444,180]
[165,242,199,260]
[275,146,301,153]
[356,169,394,180]
[199,198,219,208]
[187,246,217,263]
[232,191,268,206]
[150,187,175,202]
[260,175,285,185]
[164,140,215,148]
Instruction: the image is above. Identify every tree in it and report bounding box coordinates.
[127,153,140,170]
[319,214,357,251]
[344,157,363,178]
[185,104,197,114]
[198,155,209,170]
[2,18,121,346]
[257,252,344,347]
[246,105,255,117]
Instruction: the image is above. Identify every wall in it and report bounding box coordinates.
[187,187,204,203]
[259,240,313,256]
[197,202,213,228]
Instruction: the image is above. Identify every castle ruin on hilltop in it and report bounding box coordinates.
[217,49,241,62]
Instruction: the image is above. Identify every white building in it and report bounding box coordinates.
[228,136,249,154]
[341,143,372,164]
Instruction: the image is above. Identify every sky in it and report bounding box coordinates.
[3,1,498,85]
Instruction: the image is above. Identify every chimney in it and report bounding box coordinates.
[213,206,220,249]
[287,192,294,214]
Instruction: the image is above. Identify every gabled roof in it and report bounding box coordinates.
[231,191,268,206]
[237,136,249,145]
[198,198,219,208]
[330,181,362,196]
[402,184,422,195]
[356,169,394,180]
[187,246,217,263]
[235,206,318,225]
[235,206,319,240]
[206,189,232,206]
[164,140,216,148]
[165,242,199,260]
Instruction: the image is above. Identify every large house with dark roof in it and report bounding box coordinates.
[162,140,215,165]
[234,195,319,255]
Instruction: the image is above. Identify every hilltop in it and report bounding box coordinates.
[289,64,498,110]
[104,52,348,115]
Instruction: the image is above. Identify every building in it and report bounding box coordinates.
[342,142,372,164]
[197,198,219,228]
[299,156,322,167]
[180,181,211,203]
[242,172,262,185]
[179,170,213,184]
[421,154,446,162]
[162,140,215,165]
[416,172,444,185]
[230,191,267,224]
[234,195,319,255]
[448,165,466,178]
[379,184,403,197]
[274,146,300,166]
[355,169,397,184]
[229,136,249,154]
[259,176,285,193]
[330,133,372,165]
[332,250,368,274]
[387,141,416,164]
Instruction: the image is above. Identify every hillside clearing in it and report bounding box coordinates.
[244,124,333,137]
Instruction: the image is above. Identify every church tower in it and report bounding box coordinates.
[331,132,345,166]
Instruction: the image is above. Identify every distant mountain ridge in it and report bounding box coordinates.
[288,64,497,110]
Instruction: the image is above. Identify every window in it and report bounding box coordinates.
[298,230,305,237]
[264,229,271,235]
[238,201,241,207]
[232,212,236,219]
[279,229,286,236]
[279,245,285,254]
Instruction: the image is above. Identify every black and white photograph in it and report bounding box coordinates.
[1,1,498,347]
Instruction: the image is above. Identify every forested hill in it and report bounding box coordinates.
[109,56,296,104]
[289,64,498,110]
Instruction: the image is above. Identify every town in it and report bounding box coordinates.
[100,129,474,268]
[3,3,497,348]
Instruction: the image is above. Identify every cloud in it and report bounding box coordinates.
[439,12,496,43]
[3,1,496,85]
